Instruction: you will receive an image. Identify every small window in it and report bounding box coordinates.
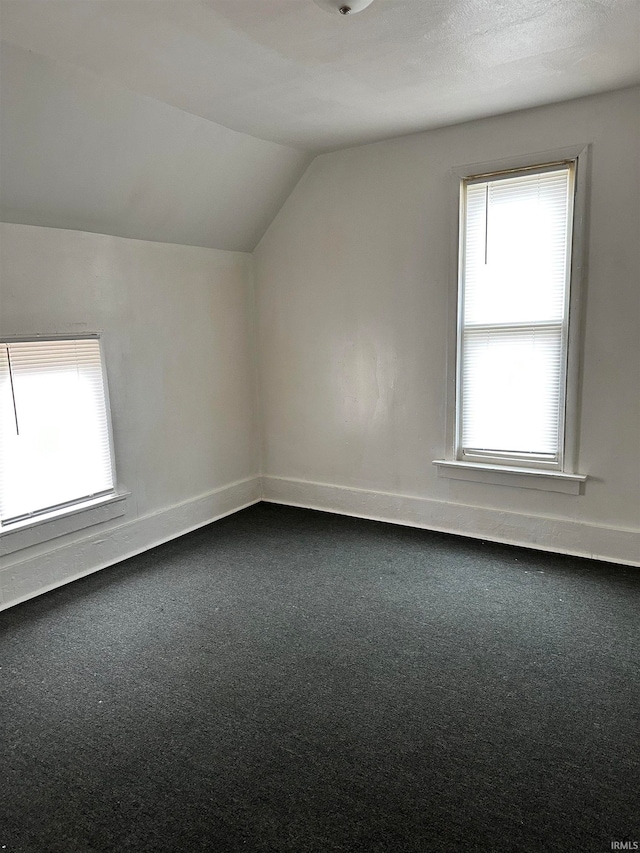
[0,336,116,527]
[456,162,575,470]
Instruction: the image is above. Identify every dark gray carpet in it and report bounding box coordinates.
[1,502,638,853]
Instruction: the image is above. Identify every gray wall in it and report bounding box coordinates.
[254,87,640,563]
[0,224,261,606]
[1,87,637,612]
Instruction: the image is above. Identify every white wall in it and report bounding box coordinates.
[1,88,637,614]
[254,87,640,565]
[0,223,261,607]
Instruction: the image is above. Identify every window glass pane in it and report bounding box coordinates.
[458,164,574,465]
[464,169,570,326]
[0,339,114,522]
[461,326,563,457]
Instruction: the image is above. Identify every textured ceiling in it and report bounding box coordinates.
[2,0,639,151]
[1,0,638,251]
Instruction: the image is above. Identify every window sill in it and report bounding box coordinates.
[0,493,129,557]
[432,460,587,494]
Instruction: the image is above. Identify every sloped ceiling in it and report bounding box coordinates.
[0,42,311,252]
[1,0,638,250]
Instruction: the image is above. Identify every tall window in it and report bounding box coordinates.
[457,162,575,469]
[0,336,115,526]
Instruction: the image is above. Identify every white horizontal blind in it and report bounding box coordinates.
[0,338,114,523]
[459,166,572,462]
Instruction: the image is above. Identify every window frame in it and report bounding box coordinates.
[0,333,127,552]
[435,144,589,492]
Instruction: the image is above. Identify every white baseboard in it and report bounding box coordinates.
[3,473,635,611]
[262,475,639,567]
[0,476,261,611]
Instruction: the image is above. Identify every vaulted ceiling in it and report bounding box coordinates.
[1,0,638,250]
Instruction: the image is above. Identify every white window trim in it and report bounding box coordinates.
[433,460,586,494]
[0,332,127,553]
[434,144,589,492]
[0,492,129,557]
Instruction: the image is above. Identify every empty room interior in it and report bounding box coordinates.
[1,1,639,851]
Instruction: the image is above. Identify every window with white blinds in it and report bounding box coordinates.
[457,164,575,467]
[0,337,115,525]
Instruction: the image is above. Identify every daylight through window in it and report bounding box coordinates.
[457,163,575,468]
[0,337,115,525]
